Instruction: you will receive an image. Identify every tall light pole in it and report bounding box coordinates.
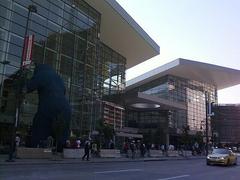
[0,61,10,113]
[205,91,209,156]
[6,5,37,162]
[0,60,10,96]
[0,60,10,113]
[205,91,214,156]
[20,5,37,67]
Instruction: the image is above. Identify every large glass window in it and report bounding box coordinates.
[44,48,57,69]
[10,22,26,37]
[0,2,11,29]
[98,43,126,98]
[61,31,74,57]
[59,55,72,82]
[32,43,44,64]
[0,29,9,54]
[48,2,63,24]
[128,75,217,132]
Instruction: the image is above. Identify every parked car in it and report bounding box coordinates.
[206,148,237,166]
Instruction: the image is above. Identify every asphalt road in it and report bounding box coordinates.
[1,158,240,180]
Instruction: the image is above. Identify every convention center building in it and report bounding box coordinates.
[0,0,159,146]
[125,58,240,146]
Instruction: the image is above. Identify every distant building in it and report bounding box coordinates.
[125,58,240,146]
[103,101,124,129]
[212,104,240,144]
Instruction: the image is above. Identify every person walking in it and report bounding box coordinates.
[76,138,81,148]
[15,135,21,147]
[161,144,165,155]
[146,143,151,157]
[130,141,136,159]
[82,141,91,161]
[140,143,146,157]
[123,142,129,158]
[91,142,98,157]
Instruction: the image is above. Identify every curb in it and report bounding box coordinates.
[0,156,205,166]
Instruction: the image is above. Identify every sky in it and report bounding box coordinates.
[116,0,240,104]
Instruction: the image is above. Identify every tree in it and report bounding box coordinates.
[95,120,115,147]
[194,131,203,145]
[181,125,190,149]
[102,124,114,141]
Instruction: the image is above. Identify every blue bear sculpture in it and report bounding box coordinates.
[26,64,71,151]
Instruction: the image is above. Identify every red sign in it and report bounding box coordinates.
[22,35,34,67]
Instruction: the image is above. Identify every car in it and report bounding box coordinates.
[206,148,237,166]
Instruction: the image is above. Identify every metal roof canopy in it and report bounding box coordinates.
[126,58,240,91]
[125,92,187,111]
[116,132,143,138]
[84,0,160,69]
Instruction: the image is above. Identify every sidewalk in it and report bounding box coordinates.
[0,154,205,166]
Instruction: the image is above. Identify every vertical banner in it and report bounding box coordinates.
[22,34,34,67]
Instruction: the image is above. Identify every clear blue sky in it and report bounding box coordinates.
[116,0,240,104]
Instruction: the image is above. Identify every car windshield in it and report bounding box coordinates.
[212,148,229,154]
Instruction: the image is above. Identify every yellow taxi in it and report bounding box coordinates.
[206,148,237,166]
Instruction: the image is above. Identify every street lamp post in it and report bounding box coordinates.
[0,60,10,112]
[6,5,37,162]
[205,91,214,156]
[20,5,37,67]
[0,61,10,111]
[0,60,10,94]
[205,92,209,156]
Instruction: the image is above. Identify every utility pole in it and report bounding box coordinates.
[205,92,209,156]
[205,92,214,156]
[6,5,37,162]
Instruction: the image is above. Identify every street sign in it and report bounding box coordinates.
[22,35,34,67]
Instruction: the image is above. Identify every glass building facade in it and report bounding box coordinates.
[0,0,126,145]
[126,75,217,144]
[212,104,240,144]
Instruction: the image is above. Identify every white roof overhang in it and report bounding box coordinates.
[84,0,160,69]
[126,58,240,91]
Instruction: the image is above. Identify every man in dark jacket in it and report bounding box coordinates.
[82,141,91,161]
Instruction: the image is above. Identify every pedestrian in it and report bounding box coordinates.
[151,143,155,149]
[140,143,146,157]
[130,141,136,159]
[15,135,21,147]
[76,138,81,148]
[65,140,71,148]
[91,142,97,157]
[82,141,91,161]
[161,144,165,155]
[123,142,129,157]
[146,143,151,157]
[47,136,54,148]
[109,139,114,149]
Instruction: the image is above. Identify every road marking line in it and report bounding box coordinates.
[157,174,190,180]
[94,169,142,174]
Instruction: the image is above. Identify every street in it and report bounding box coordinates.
[1,158,240,180]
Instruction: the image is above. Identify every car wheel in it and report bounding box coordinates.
[207,161,210,166]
